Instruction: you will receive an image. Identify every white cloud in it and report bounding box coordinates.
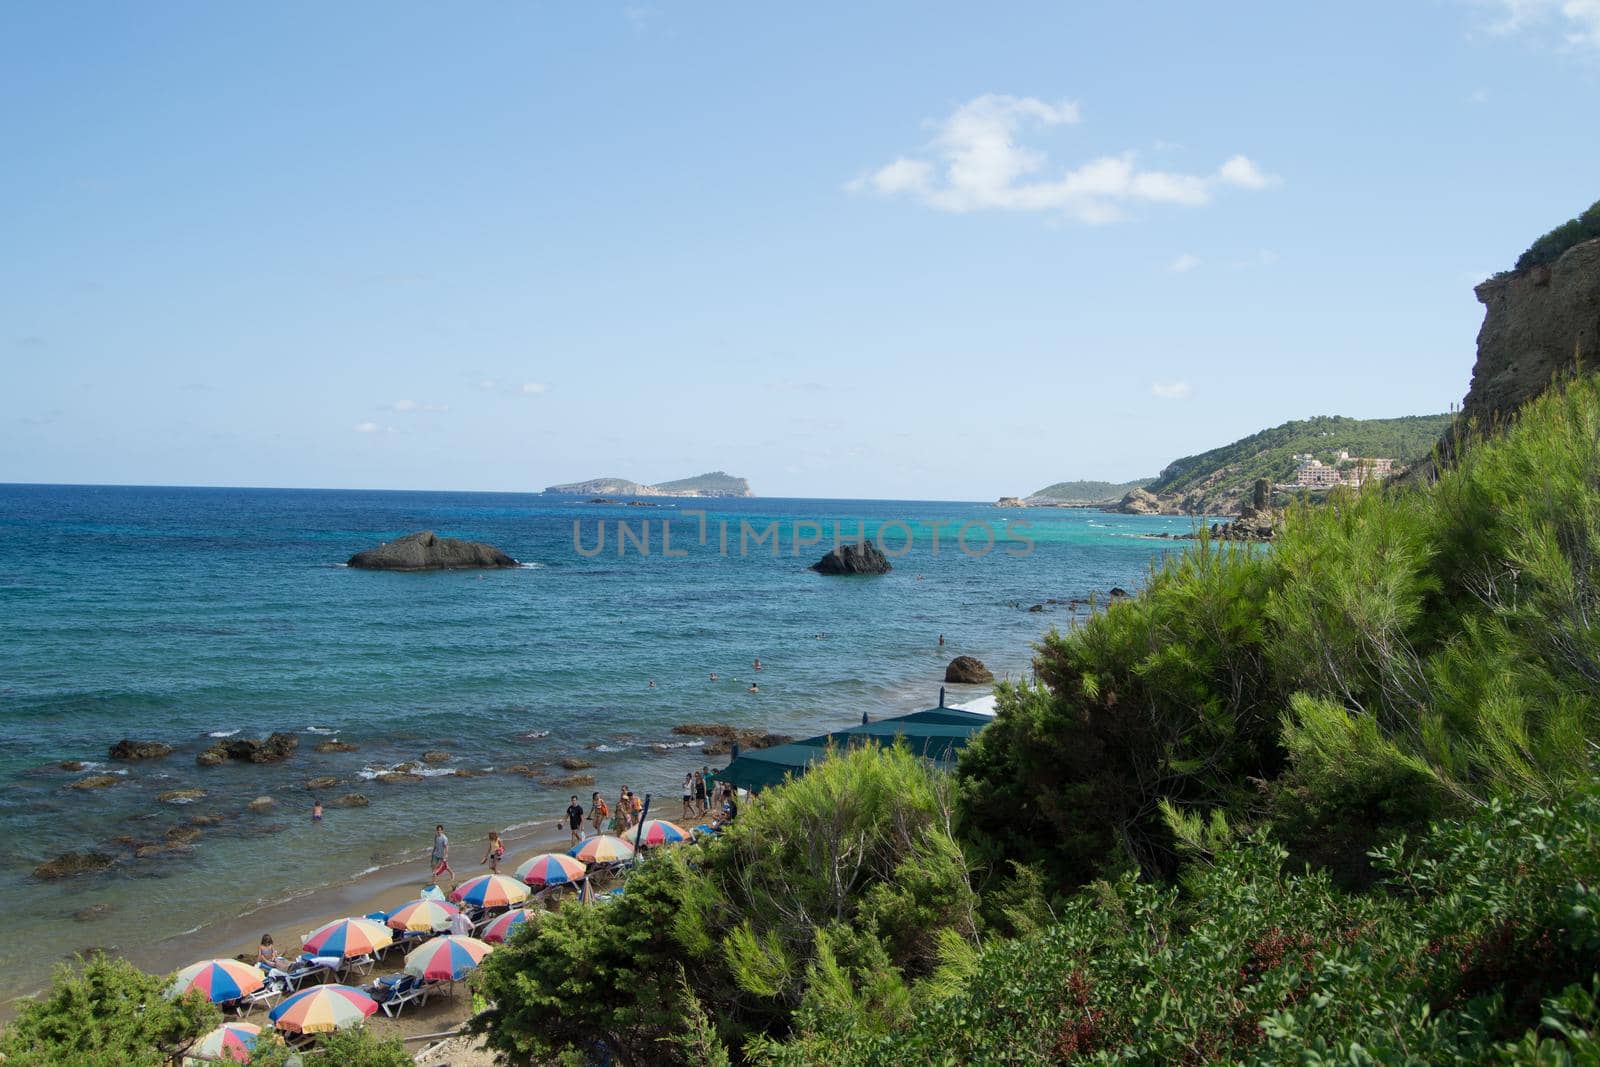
[1151,380,1193,400]
[385,399,448,414]
[476,378,551,396]
[520,382,549,395]
[1473,0,1600,49]
[850,94,1277,223]
[1169,253,1202,273]
[354,421,380,433]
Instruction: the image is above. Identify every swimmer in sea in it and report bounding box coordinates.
[709,671,718,681]
[312,799,323,822]
[748,682,759,694]
[753,657,762,671]
[648,679,656,689]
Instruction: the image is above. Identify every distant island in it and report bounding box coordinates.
[1000,413,1454,515]
[542,470,753,498]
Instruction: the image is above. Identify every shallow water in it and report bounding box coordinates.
[0,484,1198,1002]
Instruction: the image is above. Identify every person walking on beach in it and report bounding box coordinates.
[682,773,694,819]
[694,770,708,816]
[482,831,506,873]
[589,791,609,836]
[629,787,644,824]
[564,796,585,845]
[430,825,454,885]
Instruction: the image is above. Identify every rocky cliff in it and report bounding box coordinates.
[1460,235,1600,438]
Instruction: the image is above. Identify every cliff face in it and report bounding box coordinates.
[1463,236,1600,432]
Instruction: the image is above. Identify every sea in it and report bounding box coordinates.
[0,484,1199,1004]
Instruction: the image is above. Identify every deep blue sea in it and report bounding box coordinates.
[0,484,1196,1001]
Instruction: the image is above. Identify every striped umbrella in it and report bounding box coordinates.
[267,984,378,1035]
[302,917,392,959]
[185,1021,260,1064]
[450,873,529,909]
[168,958,264,1004]
[481,907,536,944]
[514,852,586,888]
[570,834,636,864]
[404,935,493,982]
[633,819,690,847]
[385,898,460,933]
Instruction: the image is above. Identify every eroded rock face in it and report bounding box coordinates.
[346,530,518,571]
[811,541,892,575]
[109,739,173,761]
[944,656,994,684]
[1461,237,1600,443]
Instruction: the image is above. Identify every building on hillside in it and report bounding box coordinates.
[1288,451,1397,489]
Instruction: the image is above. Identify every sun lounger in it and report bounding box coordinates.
[235,983,282,1016]
[339,953,376,977]
[370,973,439,1017]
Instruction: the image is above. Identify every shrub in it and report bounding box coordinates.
[1513,197,1600,272]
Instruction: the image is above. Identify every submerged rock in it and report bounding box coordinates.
[71,774,121,791]
[72,902,116,922]
[346,530,518,571]
[810,541,892,575]
[944,656,994,684]
[314,740,359,753]
[157,789,205,804]
[547,774,596,788]
[331,793,369,808]
[108,739,173,761]
[34,851,115,880]
[421,751,451,764]
[304,776,340,790]
[559,757,594,770]
[246,796,276,813]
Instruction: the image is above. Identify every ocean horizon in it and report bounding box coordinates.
[0,482,1196,1005]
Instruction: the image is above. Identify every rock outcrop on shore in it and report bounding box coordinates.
[198,732,300,766]
[346,530,518,571]
[944,656,994,684]
[108,739,173,761]
[1445,235,1600,459]
[811,542,892,575]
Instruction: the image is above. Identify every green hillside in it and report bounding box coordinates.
[1029,477,1153,503]
[652,470,750,495]
[1148,412,1454,497]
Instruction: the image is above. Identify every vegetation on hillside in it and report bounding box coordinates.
[1514,196,1600,272]
[653,470,750,494]
[1145,412,1454,501]
[1027,477,1153,503]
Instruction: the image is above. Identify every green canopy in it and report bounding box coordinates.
[712,706,992,794]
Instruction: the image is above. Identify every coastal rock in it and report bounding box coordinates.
[59,760,85,772]
[304,776,340,790]
[187,813,226,826]
[331,793,369,808]
[503,765,538,778]
[346,530,518,571]
[1028,603,1045,612]
[157,789,205,804]
[421,751,451,764]
[452,768,488,778]
[1109,587,1130,599]
[702,741,731,756]
[1115,488,1162,515]
[246,796,276,813]
[547,774,596,788]
[588,497,615,504]
[559,757,594,770]
[1455,235,1600,454]
[670,724,790,750]
[109,739,173,761]
[72,903,116,922]
[810,541,892,575]
[71,774,121,790]
[944,656,994,684]
[34,851,116,880]
[135,841,192,859]
[165,825,203,844]
[314,740,358,753]
[199,732,300,766]
[376,772,423,784]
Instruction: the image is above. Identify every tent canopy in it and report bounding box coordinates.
[711,706,992,794]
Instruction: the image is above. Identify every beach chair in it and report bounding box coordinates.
[371,973,438,1017]
[235,983,282,1016]
[339,953,376,978]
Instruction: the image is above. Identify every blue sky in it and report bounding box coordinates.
[3,1,1597,499]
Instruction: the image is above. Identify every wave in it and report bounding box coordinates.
[518,562,546,569]
[208,729,240,738]
[304,726,337,735]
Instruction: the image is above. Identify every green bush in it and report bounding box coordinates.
[1513,197,1600,272]
[0,953,218,1067]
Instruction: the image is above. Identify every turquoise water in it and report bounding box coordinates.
[0,484,1195,1000]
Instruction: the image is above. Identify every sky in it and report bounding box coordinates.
[3,1,1598,500]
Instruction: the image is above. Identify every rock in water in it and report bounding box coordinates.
[346,530,518,571]
[944,656,994,684]
[108,739,173,761]
[198,732,300,766]
[810,542,892,575]
[34,851,115,880]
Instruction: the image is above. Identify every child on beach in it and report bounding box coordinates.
[482,831,505,872]
[257,934,291,970]
[430,825,454,884]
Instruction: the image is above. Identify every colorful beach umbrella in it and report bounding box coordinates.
[168,958,265,1004]
[301,916,392,959]
[633,819,690,847]
[450,873,529,909]
[569,834,636,864]
[514,852,586,888]
[185,1021,260,1064]
[267,984,378,1035]
[385,898,460,933]
[481,907,536,944]
[403,935,493,982]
